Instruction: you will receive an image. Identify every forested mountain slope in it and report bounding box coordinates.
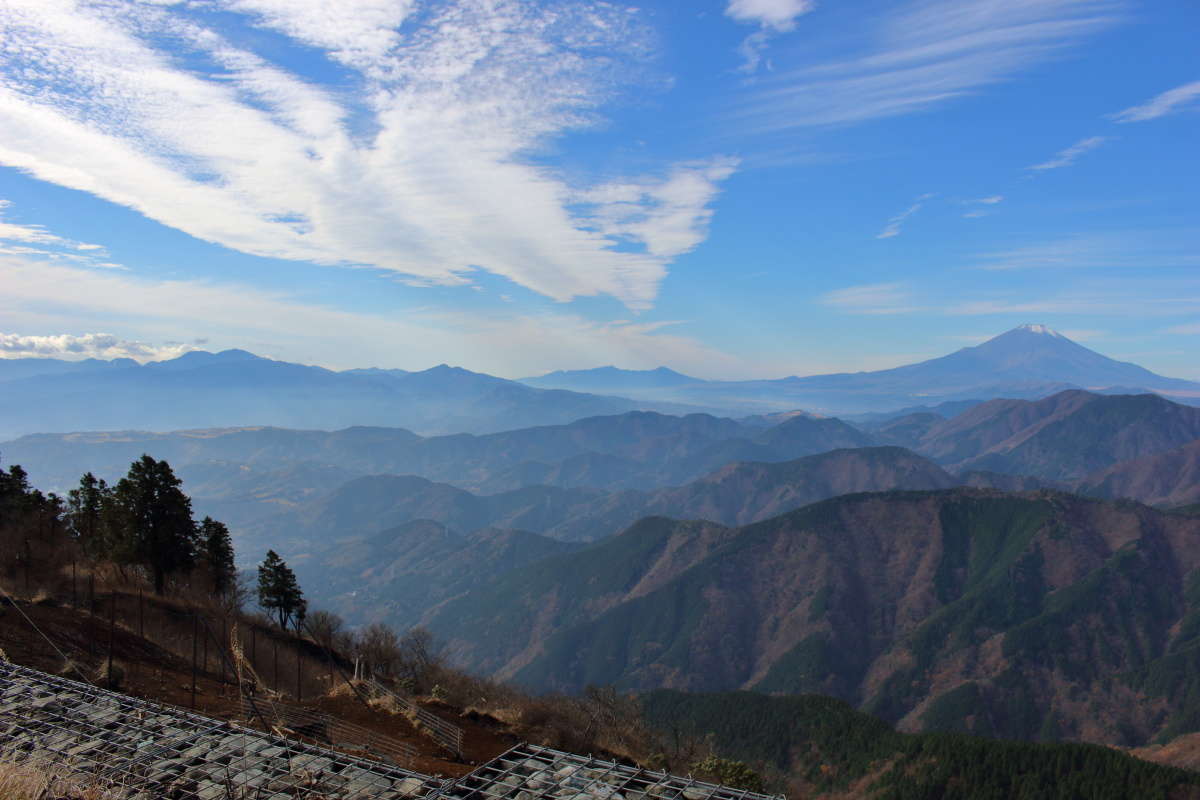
[642,690,1200,799]
[427,489,1200,746]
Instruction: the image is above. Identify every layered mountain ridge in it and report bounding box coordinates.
[3,326,1197,439]
[7,388,1198,518]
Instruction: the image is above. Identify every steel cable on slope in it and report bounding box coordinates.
[0,580,92,683]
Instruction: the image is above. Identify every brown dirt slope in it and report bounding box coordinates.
[0,594,514,777]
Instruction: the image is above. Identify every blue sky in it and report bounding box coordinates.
[0,0,1197,379]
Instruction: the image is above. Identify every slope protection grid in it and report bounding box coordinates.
[0,661,782,800]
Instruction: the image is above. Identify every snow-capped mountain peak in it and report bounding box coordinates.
[1014,323,1064,337]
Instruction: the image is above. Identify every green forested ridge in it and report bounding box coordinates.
[641,690,1200,799]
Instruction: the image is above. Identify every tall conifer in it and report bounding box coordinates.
[113,455,197,593]
[200,516,236,596]
[257,549,306,630]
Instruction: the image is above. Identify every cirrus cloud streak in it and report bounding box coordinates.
[731,0,1122,130]
[0,0,733,310]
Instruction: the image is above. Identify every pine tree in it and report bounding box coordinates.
[67,472,112,559]
[0,462,32,522]
[112,455,198,594]
[199,516,236,596]
[257,550,306,630]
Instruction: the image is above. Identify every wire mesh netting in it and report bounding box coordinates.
[0,661,446,799]
[442,743,785,800]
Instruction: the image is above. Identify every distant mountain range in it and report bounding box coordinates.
[1,325,1197,439]
[522,324,1200,414]
[0,349,695,439]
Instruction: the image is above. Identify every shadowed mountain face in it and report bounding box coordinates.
[520,325,1200,414]
[1079,440,1200,508]
[425,489,1200,747]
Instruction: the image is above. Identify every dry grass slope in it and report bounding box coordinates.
[0,759,127,800]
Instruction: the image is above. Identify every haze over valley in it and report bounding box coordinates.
[7,327,1200,726]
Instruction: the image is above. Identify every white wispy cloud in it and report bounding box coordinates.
[821,282,920,314]
[1165,321,1200,335]
[974,233,1200,271]
[876,193,933,239]
[0,253,750,378]
[0,0,732,310]
[1111,79,1200,123]
[1028,135,1109,171]
[947,290,1200,317]
[0,199,122,272]
[0,203,105,253]
[731,0,1122,130]
[725,0,815,73]
[0,332,193,362]
[975,236,1114,269]
[961,195,1003,219]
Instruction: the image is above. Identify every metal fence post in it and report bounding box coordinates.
[191,614,198,709]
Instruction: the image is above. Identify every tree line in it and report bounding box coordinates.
[1,452,442,690]
[2,453,302,631]
[62,457,234,595]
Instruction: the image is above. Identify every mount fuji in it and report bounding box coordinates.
[522,325,1200,415]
